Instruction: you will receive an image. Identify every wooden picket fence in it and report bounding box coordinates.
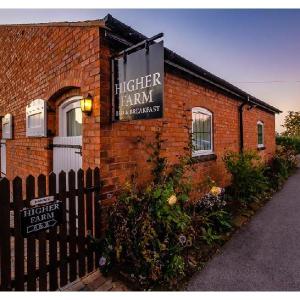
[0,168,102,291]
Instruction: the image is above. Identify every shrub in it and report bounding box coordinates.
[95,134,297,290]
[189,184,232,246]
[98,182,195,288]
[223,150,269,203]
[264,146,298,190]
[97,132,195,289]
[276,136,300,154]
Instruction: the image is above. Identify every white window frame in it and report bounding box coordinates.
[257,120,265,148]
[192,107,213,157]
[2,113,13,140]
[26,99,47,137]
[59,96,83,137]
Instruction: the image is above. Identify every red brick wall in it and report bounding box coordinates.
[0,25,276,200]
[98,33,276,202]
[243,106,276,160]
[0,25,101,179]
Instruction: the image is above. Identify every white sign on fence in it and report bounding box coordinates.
[30,195,55,206]
[20,200,62,237]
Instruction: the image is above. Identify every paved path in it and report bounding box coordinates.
[187,162,300,291]
[59,270,128,291]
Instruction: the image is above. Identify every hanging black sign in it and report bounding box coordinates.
[113,41,164,121]
[20,200,63,237]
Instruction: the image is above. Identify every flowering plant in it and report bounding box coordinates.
[197,186,226,210]
[189,182,232,245]
[98,181,194,289]
[97,132,195,289]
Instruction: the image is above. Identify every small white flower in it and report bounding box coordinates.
[108,245,113,251]
[99,256,107,267]
[179,234,187,245]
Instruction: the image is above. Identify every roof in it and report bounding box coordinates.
[0,14,281,114]
[103,14,281,114]
[0,19,105,27]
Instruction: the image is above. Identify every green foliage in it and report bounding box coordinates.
[282,111,300,137]
[188,185,232,246]
[165,255,185,280]
[196,210,231,246]
[264,146,298,190]
[97,132,195,289]
[276,135,300,154]
[206,210,232,231]
[96,131,297,290]
[223,150,269,203]
[201,227,221,245]
[146,132,168,184]
[99,184,194,288]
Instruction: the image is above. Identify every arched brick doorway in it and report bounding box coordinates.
[53,95,83,175]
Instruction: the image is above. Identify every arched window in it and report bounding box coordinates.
[192,107,213,156]
[257,121,264,147]
[59,96,83,137]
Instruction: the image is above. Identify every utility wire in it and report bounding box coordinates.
[232,80,300,84]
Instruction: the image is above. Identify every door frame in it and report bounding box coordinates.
[58,95,83,137]
[53,95,83,176]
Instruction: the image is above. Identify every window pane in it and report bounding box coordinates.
[257,124,263,145]
[28,113,41,128]
[192,111,212,152]
[67,108,82,136]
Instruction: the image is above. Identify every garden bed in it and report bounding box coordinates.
[92,133,299,291]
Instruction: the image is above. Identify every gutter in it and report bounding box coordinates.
[238,99,249,153]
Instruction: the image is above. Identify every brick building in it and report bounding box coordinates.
[0,14,281,202]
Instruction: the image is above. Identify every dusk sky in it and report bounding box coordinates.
[1,9,299,132]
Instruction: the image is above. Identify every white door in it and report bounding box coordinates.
[53,96,83,176]
[0,140,6,177]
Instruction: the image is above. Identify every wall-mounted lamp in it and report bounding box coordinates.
[80,94,93,115]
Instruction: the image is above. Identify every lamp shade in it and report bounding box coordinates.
[80,96,93,114]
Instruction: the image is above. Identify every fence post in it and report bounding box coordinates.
[68,170,77,282]
[0,178,11,291]
[77,169,86,277]
[13,177,25,291]
[37,174,47,291]
[48,172,58,291]
[85,168,93,273]
[94,167,101,266]
[26,175,36,291]
[58,171,68,287]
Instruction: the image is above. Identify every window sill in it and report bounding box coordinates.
[192,153,217,163]
[257,146,266,151]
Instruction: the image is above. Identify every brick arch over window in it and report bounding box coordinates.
[46,70,83,102]
[47,87,82,138]
[45,71,83,138]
